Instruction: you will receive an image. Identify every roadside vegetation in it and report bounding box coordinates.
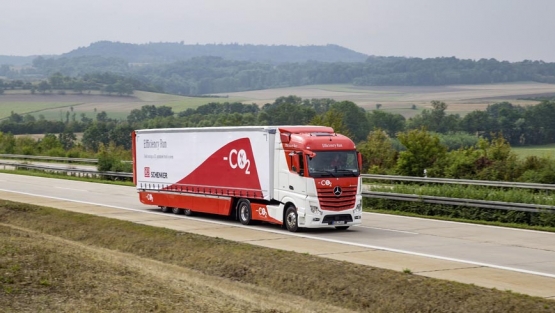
[1,96,555,181]
[1,201,554,312]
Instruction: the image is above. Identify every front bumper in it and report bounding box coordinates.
[298,210,362,228]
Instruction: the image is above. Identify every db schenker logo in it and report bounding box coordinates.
[144,167,168,179]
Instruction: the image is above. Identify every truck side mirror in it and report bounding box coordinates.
[357,152,363,171]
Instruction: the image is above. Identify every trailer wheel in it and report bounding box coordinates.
[285,206,299,232]
[237,200,252,225]
[335,226,350,231]
[160,206,172,213]
[172,207,184,215]
[183,209,193,216]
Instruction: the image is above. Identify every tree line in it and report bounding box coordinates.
[0,71,161,96]
[3,54,555,96]
[1,96,555,182]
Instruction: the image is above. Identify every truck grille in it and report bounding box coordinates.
[316,186,356,211]
[322,214,353,224]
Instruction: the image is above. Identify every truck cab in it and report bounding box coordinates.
[273,126,363,231]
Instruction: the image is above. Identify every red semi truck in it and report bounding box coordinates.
[132,126,363,232]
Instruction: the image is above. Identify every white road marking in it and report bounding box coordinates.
[363,211,555,235]
[355,225,419,235]
[55,187,87,192]
[1,187,555,280]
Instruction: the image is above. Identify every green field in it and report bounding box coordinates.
[0,90,246,121]
[222,82,555,117]
[2,82,555,121]
[512,144,555,159]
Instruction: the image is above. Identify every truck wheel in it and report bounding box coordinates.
[161,206,172,213]
[335,226,350,230]
[285,206,299,232]
[183,209,193,216]
[172,207,184,215]
[238,200,252,225]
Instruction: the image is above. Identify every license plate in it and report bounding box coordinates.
[332,221,345,225]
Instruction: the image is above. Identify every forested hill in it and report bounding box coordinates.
[3,41,555,96]
[61,41,369,64]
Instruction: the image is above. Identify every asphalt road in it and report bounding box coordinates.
[1,172,554,298]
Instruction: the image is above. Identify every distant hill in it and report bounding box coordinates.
[61,41,369,64]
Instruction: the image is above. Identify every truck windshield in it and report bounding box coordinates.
[306,151,360,178]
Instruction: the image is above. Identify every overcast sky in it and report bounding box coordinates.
[2,0,554,62]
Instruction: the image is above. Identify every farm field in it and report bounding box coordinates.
[513,144,555,159]
[0,90,245,121]
[2,82,555,121]
[222,82,555,118]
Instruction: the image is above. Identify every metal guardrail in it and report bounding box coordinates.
[361,174,555,191]
[0,162,132,178]
[0,154,132,164]
[0,154,99,163]
[363,191,555,213]
[1,159,554,213]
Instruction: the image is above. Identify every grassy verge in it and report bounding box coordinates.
[368,183,555,206]
[365,183,555,228]
[364,207,555,233]
[1,200,554,312]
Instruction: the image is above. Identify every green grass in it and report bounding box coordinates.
[1,201,554,312]
[0,102,81,120]
[364,207,555,233]
[513,144,555,159]
[369,183,555,206]
[1,90,248,121]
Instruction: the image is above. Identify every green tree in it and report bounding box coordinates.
[0,132,16,154]
[407,100,457,133]
[310,108,353,139]
[329,101,370,143]
[396,128,447,176]
[37,81,51,94]
[82,122,109,151]
[358,129,397,173]
[474,134,521,181]
[48,72,64,89]
[58,129,77,150]
[109,124,134,150]
[367,110,406,136]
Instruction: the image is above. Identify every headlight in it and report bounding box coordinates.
[354,203,362,213]
[310,205,319,213]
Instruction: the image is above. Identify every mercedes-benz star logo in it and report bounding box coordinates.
[333,186,342,196]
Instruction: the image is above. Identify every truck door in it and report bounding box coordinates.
[288,152,307,196]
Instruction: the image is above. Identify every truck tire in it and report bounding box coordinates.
[335,226,350,230]
[172,207,184,215]
[183,208,193,216]
[285,206,299,232]
[237,200,252,225]
[161,206,172,213]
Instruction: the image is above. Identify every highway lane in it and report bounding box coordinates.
[1,173,555,298]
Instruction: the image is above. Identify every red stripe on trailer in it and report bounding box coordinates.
[165,137,263,197]
[139,192,233,216]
